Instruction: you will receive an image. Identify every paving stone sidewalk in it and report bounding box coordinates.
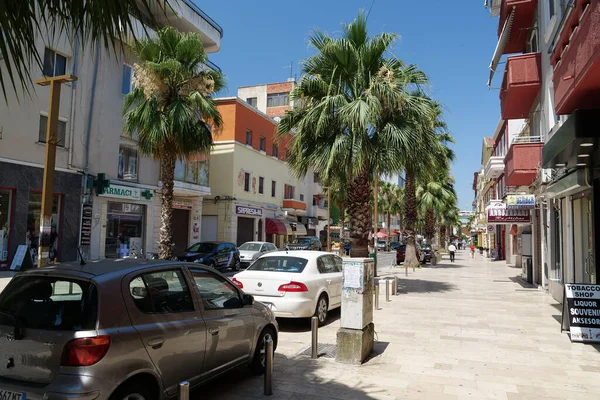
[199,251,600,400]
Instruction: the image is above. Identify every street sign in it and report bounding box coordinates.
[561,283,600,343]
[487,225,494,232]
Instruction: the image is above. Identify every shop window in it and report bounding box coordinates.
[105,202,145,258]
[244,172,251,192]
[118,145,138,181]
[38,115,67,147]
[259,177,264,194]
[0,189,13,265]
[43,47,67,77]
[173,160,209,187]
[27,193,61,264]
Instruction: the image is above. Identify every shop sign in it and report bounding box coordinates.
[80,204,92,245]
[562,284,600,343]
[101,184,148,201]
[173,198,193,210]
[506,194,535,208]
[486,201,530,224]
[236,205,262,216]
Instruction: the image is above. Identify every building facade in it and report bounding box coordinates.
[0,0,222,266]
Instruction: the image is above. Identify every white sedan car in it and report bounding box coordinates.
[232,251,343,325]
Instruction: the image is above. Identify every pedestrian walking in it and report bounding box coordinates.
[448,243,456,262]
[470,244,475,258]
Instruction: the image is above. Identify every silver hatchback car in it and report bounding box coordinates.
[0,260,278,400]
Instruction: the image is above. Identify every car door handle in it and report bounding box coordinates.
[147,337,165,349]
[208,328,220,336]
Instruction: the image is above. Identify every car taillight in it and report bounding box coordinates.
[278,281,308,292]
[232,277,244,289]
[61,336,111,367]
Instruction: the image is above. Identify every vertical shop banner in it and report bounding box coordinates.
[562,284,600,343]
[80,204,93,245]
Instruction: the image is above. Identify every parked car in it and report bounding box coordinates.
[396,244,422,264]
[390,242,402,251]
[0,260,278,400]
[420,244,433,263]
[376,240,388,251]
[239,241,278,268]
[232,251,342,325]
[178,241,241,271]
[286,237,322,251]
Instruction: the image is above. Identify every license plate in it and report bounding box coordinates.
[0,389,26,400]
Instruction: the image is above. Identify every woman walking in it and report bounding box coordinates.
[470,244,475,258]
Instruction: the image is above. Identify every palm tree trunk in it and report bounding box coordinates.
[159,153,176,259]
[387,213,391,250]
[425,208,435,243]
[347,170,371,258]
[403,171,419,269]
[440,225,446,249]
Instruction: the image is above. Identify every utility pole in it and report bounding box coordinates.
[35,74,78,267]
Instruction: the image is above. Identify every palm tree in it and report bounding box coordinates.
[123,27,224,259]
[417,172,456,245]
[1,0,175,100]
[278,12,437,259]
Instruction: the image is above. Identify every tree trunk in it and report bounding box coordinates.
[387,213,391,250]
[159,153,176,259]
[347,170,371,258]
[339,202,346,257]
[440,225,447,250]
[425,208,435,243]
[403,171,419,269]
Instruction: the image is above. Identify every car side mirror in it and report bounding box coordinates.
[243,294,254,306]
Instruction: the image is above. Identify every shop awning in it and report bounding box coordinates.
[266,218,287,235]
[292,223,307,236]
[487,8,515,87]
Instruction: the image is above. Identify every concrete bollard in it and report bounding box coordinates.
[385,279,390,302]
[374,282,380,310]
[311,316,319,359]
[264,338,274,396]
[179,381,189,400]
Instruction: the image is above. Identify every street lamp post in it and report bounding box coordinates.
[35,74,78,267]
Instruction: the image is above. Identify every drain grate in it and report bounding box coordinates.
[297,343,337,359]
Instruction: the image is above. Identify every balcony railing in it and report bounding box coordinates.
[283,199,307,212]
[181,0,224,38]
[511,135,542,145]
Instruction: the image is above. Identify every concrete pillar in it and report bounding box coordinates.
[336,258,375,365]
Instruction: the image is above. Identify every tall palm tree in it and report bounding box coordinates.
[417,171,456,244]
[123,27,224,259]
[1,0,175,100]
[278,12,437,258]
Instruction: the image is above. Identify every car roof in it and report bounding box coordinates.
[15,259,184,278]
[259,250,333,260]
[242,241,271,245]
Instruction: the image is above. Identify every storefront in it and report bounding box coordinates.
[0,162,81,268]
[486,200,531,263]
[236,205,262,245]
[265,217,292,249]
[91,182,154,259]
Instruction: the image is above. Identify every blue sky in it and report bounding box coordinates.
[199,0,503,210]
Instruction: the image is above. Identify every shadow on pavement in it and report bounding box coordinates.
[396,278,456,294]
[197,350,386,399]
[277,308,341,333]
[509,275,537,288]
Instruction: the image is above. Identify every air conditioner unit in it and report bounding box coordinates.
[540,169,553,184]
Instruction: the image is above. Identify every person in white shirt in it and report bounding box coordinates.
[448,243,456,262]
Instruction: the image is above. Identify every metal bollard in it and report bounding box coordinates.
[179,381,189,400]
[374,280,380,310]
[264,338,274,396]
[386,279,390,302]
[311,316,319,359]
[392,276,398,296]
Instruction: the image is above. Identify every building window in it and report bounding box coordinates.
[246,97,257,107]
[549,0,556,19]
[122,64,134,94]
[312,196,317,206]
[284,184,295,199]
[38,115,67,147]
[272,144,278,157]
[245,130,252,146]
[118,145,138,181]
[267,92,289,108]
[43,48,67,77]
[244,172,251,192]
[259,177,264,194]
[259,136,266,151]
[271,181,276,197]
[174,159,209,187]
[300,194,304,202]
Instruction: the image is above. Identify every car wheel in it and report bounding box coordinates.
[110,383,154,400]
[249,327,276,374]
[232,258,240,271]
[314,294,329,326]
[210,261,217,269]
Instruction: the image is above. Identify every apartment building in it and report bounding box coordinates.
[0,0,223,265]
[203,98,327,248]
[481,0,600,300]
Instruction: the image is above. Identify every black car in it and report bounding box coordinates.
[179,241,241,271]
[390,242,402,251]
[420,244,433,263]
[286,237,322,251]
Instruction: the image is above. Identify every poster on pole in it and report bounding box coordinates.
[561,283,600,343]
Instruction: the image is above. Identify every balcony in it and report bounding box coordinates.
[505,136,543,187]
[498,0,539,54]
[551,1,600,115]
[500,53,542,119]
[283,199,307,214]
[485,156,505,179]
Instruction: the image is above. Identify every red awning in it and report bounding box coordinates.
[266,218,287,235]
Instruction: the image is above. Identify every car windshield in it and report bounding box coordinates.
[378,241,386,245]
[239,243,262,251]
[422,245,432,250]
[0,276,97,331]
[247,256,308,273]
[187,242,217,253]
[291,238,311,244]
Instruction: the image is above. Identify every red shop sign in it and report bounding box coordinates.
[486,202,530,224]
